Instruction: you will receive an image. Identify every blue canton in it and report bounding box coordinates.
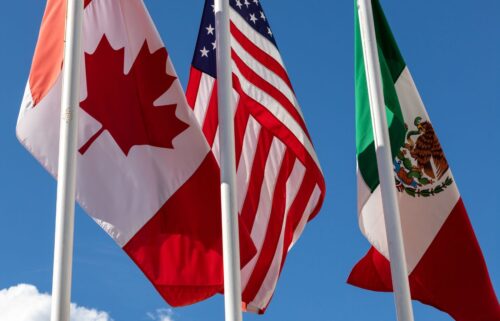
[192,0,277,78]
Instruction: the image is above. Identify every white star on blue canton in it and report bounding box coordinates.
[200,46,209,57]
[249,13,258,24]
[260,11,266,21]
[206,24,215,35]
[253,0,259,4]
[267,27,272,36]
[212,41,216,50]
[244,0,250,8]
[236,0,243,9]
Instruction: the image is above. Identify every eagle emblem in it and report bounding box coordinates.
[394,117,453,197]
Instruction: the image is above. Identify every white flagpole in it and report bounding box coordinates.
[214,1,244,321]
[356,1,415,321]
[50,0,83,320]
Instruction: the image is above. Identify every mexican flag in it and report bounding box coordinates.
[348,1,500,320]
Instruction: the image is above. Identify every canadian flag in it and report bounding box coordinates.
[16,0,255,306]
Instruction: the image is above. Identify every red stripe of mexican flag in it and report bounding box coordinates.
[349,1,500,320]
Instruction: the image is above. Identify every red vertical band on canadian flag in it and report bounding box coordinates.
[124,153,256,306]
[349,199,500,321]
[28,0,65,106]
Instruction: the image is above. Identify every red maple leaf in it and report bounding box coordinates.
[79,36,189,155]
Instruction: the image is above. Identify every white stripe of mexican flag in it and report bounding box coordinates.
[357,67,460,274]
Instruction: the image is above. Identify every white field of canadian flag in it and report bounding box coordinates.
[16,0,256,307]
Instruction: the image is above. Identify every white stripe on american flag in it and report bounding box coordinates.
[290,185,322,250]
[230,35,303,118]
[237,116,261,212]
[250,158,307,308]
[230,8,284,66]
[241,137,287,289]
[210,89,240,166]
[212,129,220,165]
[285,159,308,220]
[193,74,215,125]
[231,62,321,168]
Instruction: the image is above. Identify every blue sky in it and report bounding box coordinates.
[0,1,499,321]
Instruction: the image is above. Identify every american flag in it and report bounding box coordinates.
[186,0,325,313]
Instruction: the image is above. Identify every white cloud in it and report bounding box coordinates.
[0,284,113,321]
[147,308,175,321]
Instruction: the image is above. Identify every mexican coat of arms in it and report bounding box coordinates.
[394,117,453,197]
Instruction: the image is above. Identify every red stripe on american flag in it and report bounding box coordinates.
[186,67,203,109]
[242,149,296,303]
[202,82,219,146]
[248,166,319,312]
[232,76,324,187]
[231,49,311,139]
[280,173,317,272]
[306,183,324,222]
[240,128,274,229]
[230,22,293,91]
[234,98,251,168]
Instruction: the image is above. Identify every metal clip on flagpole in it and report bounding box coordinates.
[50,0,83,320]
[357,1,415,321]
[214,1,244,321]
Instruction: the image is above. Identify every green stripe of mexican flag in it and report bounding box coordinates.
[351,1,500,320]
[355,0,406,192]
